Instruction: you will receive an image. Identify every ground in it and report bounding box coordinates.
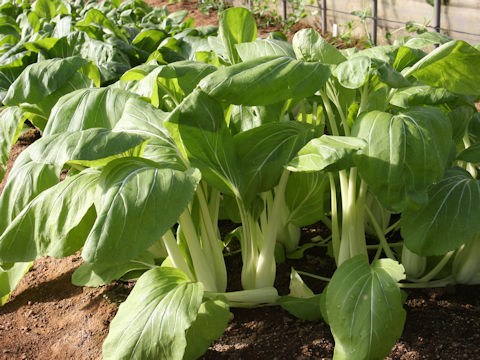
[1,2,480,359]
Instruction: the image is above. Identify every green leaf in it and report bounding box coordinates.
[333,56,371,89]
[27,128,148,167]
[76,9,127,41]
[285,171,329,227]
[200,56,331,106]
[353,108,452,212]
[32,0,68,20]
[407,40,480,95]
[287,135,366,172]
[132,29,167,53]
[82,158,201,264]
[292,28,346,64]
[401,167,480,256]
[113,97,186,169]
[0,262,32,306]
[219,7,257,64]
[3,57,88,106]
[0,151,62,234]
[183,297,230,360]
[457,142,480,163]
[45,87,137,135]
[72,252,155,287]
[390,85,458,108]
[0,106,26,181]
[236,38,295,62]
[0,169,100,262]
[404,32,452,49]
[277,268,322,321]
[234,121,317,200]
[165,89,243,197]
[326,255,406,360]
[102,267,203,360]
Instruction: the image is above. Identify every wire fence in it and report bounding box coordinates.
[272,0,480,44]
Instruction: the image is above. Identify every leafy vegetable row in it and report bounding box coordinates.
[1,2,480,359]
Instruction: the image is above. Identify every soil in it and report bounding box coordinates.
[1,2,480,360]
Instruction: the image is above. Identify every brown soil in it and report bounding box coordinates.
[1,3,480,360]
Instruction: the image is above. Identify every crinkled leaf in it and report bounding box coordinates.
[102,267,203,360]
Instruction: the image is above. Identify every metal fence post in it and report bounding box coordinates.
[372,0,378,45]
[434,0,441,32]
[321,0,327,34]
[282,0,287,20]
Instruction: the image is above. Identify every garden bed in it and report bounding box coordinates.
[0,136,479,360]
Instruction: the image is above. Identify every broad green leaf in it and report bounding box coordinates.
[32,0,68,20]
[45,87,137,136]
[278,268,323,321]
[404,32,452,49]
[72,252,155,287]
[82,158,200,264]
[0,169,100,262]
[0,151,62,234]
[132,28,167,53]
[392,46,426,71]
[353,108,452,212]
[326,255,406,360]
[3,57,88,106]
[333,56,371,89]
[200,56,331,106]
[229,102,284,134]
[183,297,230,360]
[287,135,366,172]
[292,28,346,64]
[390,85,458,108]
[407,40,480,95]
[0,261,32,306]
[0,106,26,180]
[278,294,323,321]
[27,128,148,167]
[448,105,475,144]
[457,142,480,163]
[401,167,480,256]
[234,121,317,200]
[285,171,329,227]
[236,38,295,62]
[119,61,216,109]
[76,9,127,41]
[165,89,243,197]
[219,7,257,64]
[113,97,186,169]
[102,267,203,360]
[45,31,131,83]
